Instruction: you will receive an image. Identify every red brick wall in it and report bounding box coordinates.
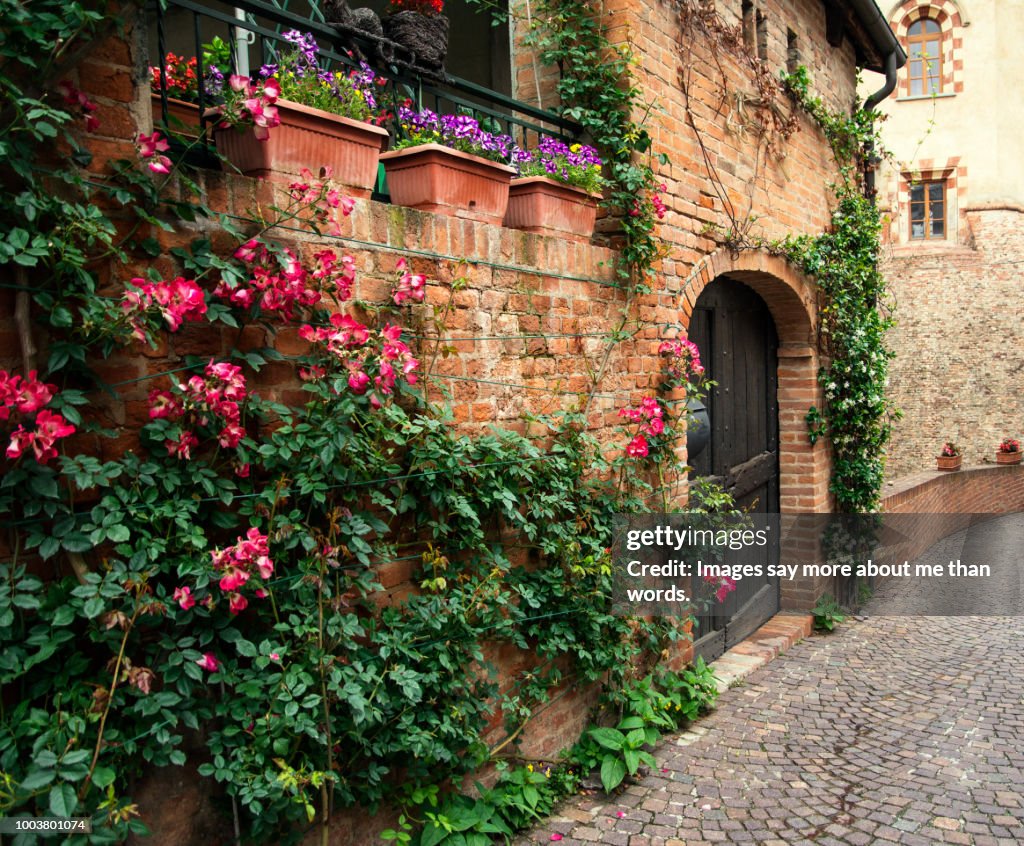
[882,464,1024,515]
[872,465,1024,583]
[509,0,863,519]
[1,3,874,841]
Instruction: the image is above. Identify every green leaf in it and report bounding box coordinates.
[82,596,104,619]
[419,823,447,846]
[19,769,56,791]
[29,474,59,499]
[92,766,116,789]
[51,605,75,627]
[38,536,60,560]
[106,524,130,543]
[62,532,94,553]
[48,783,78,817]
[235,639,257,658]
[587,727,625,751]
[599,756,627,793]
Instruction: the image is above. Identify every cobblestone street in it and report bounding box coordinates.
[515,613,1024,845]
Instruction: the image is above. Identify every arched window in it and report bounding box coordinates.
[906,18,942,95]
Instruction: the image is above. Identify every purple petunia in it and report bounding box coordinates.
[515,137,604,192]
[397,106,522,162]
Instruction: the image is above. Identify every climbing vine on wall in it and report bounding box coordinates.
[0,2,727,843]
[780,67,898,512]
[523,0,668,290]
[656,0,897,512]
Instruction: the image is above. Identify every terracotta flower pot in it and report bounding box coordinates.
[151,93,203,138]
[379,143,516,225]
[504,176,601,241]
[996,451,1022,465]
[210,99,388,197]
[936,455,962,471]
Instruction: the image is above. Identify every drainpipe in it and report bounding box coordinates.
[841,0,906,201]
[234,8,252,78]
[862,50,899,201]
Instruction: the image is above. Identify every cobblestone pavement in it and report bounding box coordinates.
[514,612,1024,845]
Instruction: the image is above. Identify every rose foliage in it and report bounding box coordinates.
[0,4,715,843]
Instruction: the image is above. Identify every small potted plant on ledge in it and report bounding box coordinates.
[504,137,605,241]
[936,441,962,471]
[379,107,518,225]
[207,30,388,194]
[996,437,1022,465]
[149,37,230,137]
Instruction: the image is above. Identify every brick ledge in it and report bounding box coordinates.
[707,613,813,693]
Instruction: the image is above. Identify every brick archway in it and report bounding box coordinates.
[679,249,831,518]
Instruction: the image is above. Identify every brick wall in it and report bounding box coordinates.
[509,0,867,519]
[882,207,1024,479]
[871,465,1024,586]
[882,464,1024,515]
[0,3,876,842]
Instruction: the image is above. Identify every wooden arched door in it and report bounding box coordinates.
[687,276,781,659]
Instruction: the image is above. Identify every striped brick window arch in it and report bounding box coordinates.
[889,1,966,97]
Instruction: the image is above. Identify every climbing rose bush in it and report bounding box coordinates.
[148,358,248,457]
[121,275,207,339]
[392,258,426,305]
[208,74,281,138]
[619,396,667,460]
[0,370,76,463]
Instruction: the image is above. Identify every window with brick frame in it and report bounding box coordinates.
[909,179,946,240]
[907,17,942,95]
[891,2,966,99]
[742,0,755,51]
[755,9,768,60]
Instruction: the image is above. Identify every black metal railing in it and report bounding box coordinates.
[149,0,582,174]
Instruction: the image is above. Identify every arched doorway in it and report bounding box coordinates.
[688,275,781,660]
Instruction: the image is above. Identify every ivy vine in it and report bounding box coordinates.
[780,67,898,512]
[523,0,668,290]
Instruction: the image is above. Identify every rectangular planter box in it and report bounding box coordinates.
[996,451,1022,465]
[211,99,388,197]
[151,93,203,139]
[379,143,516,226]
[504,176,601,241]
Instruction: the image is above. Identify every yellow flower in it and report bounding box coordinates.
[570,143,581,152]
[527,764,533,772]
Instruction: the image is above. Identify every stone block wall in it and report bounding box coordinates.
[881,206,1024,479]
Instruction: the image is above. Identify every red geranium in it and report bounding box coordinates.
[389,0,444,14]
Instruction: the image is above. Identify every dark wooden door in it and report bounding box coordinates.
[687,277,780,660]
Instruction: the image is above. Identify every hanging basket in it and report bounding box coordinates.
[383,11,449,68]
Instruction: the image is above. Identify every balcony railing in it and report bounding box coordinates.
[149,0,583,189]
